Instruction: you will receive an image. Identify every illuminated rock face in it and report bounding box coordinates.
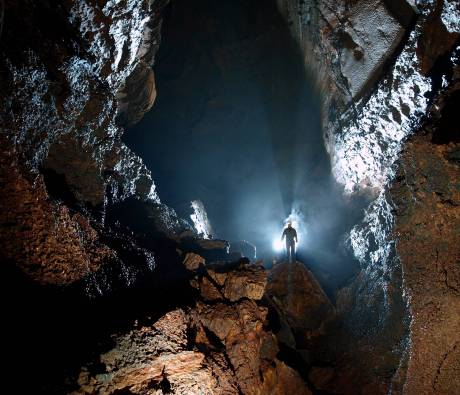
[0,0,186,290]
[278,0,460,392]
[390,84,460,395]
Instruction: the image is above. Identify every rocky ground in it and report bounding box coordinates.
[69,254,343,395]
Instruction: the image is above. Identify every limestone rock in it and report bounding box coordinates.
[222,265,267,302]
[116,62,157,127]
[193,300,293,395]
[73,264,311,395]
[0,0,178,290]
[338,0,405,99]
[0,144,116,286]
[417,0,460,75]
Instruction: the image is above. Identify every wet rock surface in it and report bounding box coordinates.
[391,76,460,394]
[73,310,215,394]
[190,260,267,303]
[0,0,184,292]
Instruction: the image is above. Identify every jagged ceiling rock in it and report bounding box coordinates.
[1,0,459,393]
[69,0,164,128]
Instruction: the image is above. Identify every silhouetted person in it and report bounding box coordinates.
[281,222,297,262]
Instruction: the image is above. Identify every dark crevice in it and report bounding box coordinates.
[432,88,460,145]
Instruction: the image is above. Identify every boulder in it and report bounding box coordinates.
[190,260,267,302]
[338,0,406,99]
[266,262,335,346]
[178,234,231,263]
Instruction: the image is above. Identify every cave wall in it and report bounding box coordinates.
[391,79,460,394]
[0,0,191,293]
[0,0,459,393]
[277,0,460,392]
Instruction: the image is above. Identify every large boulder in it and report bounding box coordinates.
[265,262,336,347]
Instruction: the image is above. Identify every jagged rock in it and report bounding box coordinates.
[266,262,335,346]
[190,260,267,303]
[1,0,459,393]
[390,81,460,395]
[72,264,311,395]
[222,265,267,302]
[192,299,307,395]
[417,0,460,75]
[198,276,224,302]
[182,252,205,271]
[0,0,178,289]
[0,143,116,285]
[73,310,221,394]
[276,2,459,392]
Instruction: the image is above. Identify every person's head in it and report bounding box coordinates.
[287,222,292,228]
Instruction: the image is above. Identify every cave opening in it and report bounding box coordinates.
[125,0,367,293]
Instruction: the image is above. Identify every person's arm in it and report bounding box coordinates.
[294,229,298,243]
[281,229,285,241]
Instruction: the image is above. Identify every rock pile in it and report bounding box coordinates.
[72,257,314,395]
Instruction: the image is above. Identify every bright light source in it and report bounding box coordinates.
[272,238,284,252]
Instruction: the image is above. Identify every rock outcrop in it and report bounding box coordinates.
[0,0,188,292]
[1,0,459,393]
[266,262,335,350]
[71,258,313,395]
